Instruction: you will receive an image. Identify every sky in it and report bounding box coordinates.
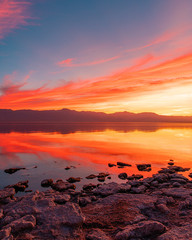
[0,0,192,116]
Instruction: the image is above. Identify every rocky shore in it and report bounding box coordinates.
[1,163,192,240]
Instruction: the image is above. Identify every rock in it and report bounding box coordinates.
[0,227,12,239]
[86,228,111,240]
[83,193,157,229]
[179,197,192,210]
[66,177,81,183]
[0,208,3,219]
[131,185,147,194]
[8,215,36,233]
[93,182,131,196]
[172,182,181,188]
[83,184,97,191]
[0,188,15,201]
[115,220,166,239]
[133,174,143,179]
[189,173,192,178]
[54,194,70,204]
[168,162,174,166]
[153,173,168,183]
[4,167,26,174]
[98,173,109,178]
[118,173,127,180]
[65,166,70,170]
[150,181,159,187]
[51,180,76,191]
[79,197,92,207]
[97,176,106,182]
[86,174,97,179]
[156,224,192,240]
[156,204,170,214]
[170,178,187,184]
[108,163,116,167]
[168,165,190,172]
[137,164,151,171]
[117,162,131,167]
[41,179,53,187]
[163,187,192,199]
[6,180,29,192]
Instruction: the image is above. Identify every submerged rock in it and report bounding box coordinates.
[136,164,151,171]
[51,180,76,191]
[4,167,26,174]
[66,177,81,183]
[41,179,53,187]
[118,173,127,180]
[117,162,131,167]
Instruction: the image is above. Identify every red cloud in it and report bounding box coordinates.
[1,52,192,112]
[0,0,31,39]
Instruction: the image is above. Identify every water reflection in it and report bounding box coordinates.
[0,123,192,192]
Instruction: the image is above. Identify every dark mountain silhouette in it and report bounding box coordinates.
[0,108,192,123]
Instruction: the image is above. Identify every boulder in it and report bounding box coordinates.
[118,173,127,180]
[86,228,111,240]
[115,220,166,239]
[51,180,76,191]
[66,177,81,183]
[4,167,26,174]
[41,179,53,187]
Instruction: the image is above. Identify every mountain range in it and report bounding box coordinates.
[0,109,192,123]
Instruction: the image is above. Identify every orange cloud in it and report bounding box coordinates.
[57,55,120,67]
[0,0,31,40]
[1,52,192,115]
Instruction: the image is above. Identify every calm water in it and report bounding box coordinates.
[0,122,192,192]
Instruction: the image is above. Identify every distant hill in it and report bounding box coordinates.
[0,108,192,123]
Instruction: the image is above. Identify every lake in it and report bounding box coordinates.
[0,122,192,193]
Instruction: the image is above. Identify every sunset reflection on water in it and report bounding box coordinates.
[0,123,192,191]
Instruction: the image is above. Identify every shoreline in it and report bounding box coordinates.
[0,164,192,239]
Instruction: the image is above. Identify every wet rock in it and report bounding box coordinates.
[4,167,26,174]
[137,164,151,171]
[108,163,116,167]
[133,174,143,179]
[97,176,105,182]
[41,179,53,187]
[0,227,12,239]
[93,182,131,197]
[86,174,97,179]
[8,215,36,233]
[54,194,70,204]
[118,172,127,180]
[79,197,92,207]
[115,220,166,239]
[6,180,29,192]
[86,228,111,240]
[168,162,174,166]
[83,184,97,191]
[156,224,192,240]
[51,180,76,191]
[66,177,81,183]
[65,166,70,170]
[97,173,109,182]
[189,173,192,178]
[117,162,131,167]
[150,180,159,187]
[168,165,190,172]
[0,188,15,202]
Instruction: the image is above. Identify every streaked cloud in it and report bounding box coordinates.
[1,51,192,115]
[57,55,120,67]
[0,0,31,40]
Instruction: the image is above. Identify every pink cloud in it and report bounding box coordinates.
[57,55,120,67]
[0,0,31,40]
